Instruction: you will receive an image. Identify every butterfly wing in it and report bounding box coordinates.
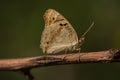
[40,9,78,54]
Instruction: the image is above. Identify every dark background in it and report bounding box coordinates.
[0,0,120,80]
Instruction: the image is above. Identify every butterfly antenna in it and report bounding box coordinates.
[81,21,94,38]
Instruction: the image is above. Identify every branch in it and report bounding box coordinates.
[0,48,120,80]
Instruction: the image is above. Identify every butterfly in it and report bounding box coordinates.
[40,9,94,54]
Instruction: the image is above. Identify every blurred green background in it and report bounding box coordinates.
[0,0,120,80]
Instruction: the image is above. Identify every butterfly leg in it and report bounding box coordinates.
[62,48,69,61]
[65,49,68,54]
[78,48,81,53]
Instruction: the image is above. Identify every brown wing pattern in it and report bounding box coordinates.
[40,9,78,54]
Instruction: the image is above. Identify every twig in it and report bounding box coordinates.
[0,48,120,80]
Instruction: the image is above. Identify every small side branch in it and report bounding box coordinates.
[0,48,120,80]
